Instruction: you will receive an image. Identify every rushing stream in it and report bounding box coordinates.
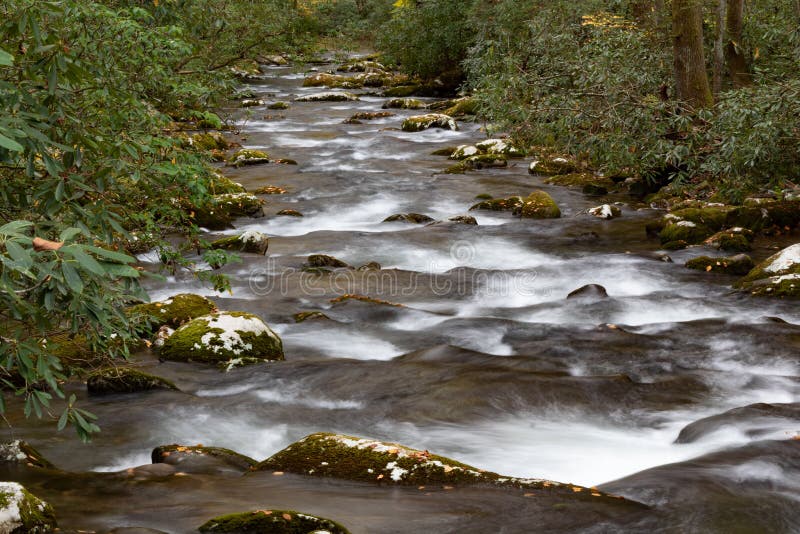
[2,58,799,533]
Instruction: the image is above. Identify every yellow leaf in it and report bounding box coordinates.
[706,265,713,272]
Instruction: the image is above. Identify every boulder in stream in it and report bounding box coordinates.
[382,213,435,224]
[528,157,577,176]
[198,509,351,534]
[295,92,360,102]
[152,444,257,474]
[703,227,754,252]
[0,441,54,469]
[0,482,57,532]
[211,230,270,255]
[304,254,351,270]
[588,204,621,219]
[685,254,755,276]
[401,113,457,132]
[228,149,270,167]
[87,367,179,395]
[519,191,561,219]
[158,312,284,366]
[128,293,218,331]
[735,243,800,297]
[382,98,427,110]
[659,220,714,249]
[470,196,525,212]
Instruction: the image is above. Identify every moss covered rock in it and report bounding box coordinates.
[588,204,622,219]
[447,215,478,225]
[659,221,714,249]
[382,98,427,110]
[382,213,435,224]
[212,193,265,218]
[544,172,614,189]
[159,312,284,365]
[519,191,561,219]
[475,138,524,157]
[228,149,270,167]
[129,294,218,330]
[295,92,359,102]
[303,72,362,89]
[743,273,800,297]
[211,231,270,255]
[304,255,350,270]
[736,243,800,287]
[239,99,265,108]
[685,254,755,275]
[198,510,350,534]
[337,59,387,73]
[293,311,330,323]
[0,441,54,469]
[443,96,478,117]
[382,85,423,97]
[87,367,178,395]
[252,185,287,195]
[703,228,754,252]
[345,111,395,124]
[0,482,57,533]
[209,174,246,195]
[528,157,577,176]
[470,196,525,212]
[152,444,256,473]
[267,101,290,110]
[191,132,230,152]
[276,209,303,217]
[401,113,457,132]
[668,205,733,232]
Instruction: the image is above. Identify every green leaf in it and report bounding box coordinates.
[61,245,105,276]
[59,227,83,242]
[0,48,13,66]
[62,261,84,293]
[57,408,69,431]
[85,245,135,264]
[0,133,23,152]
[0,220,33,235]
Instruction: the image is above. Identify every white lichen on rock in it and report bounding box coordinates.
[0,482,57,533]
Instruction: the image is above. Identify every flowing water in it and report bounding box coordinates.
[2,59,799,533]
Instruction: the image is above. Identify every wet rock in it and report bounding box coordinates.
[293,311,330,323]
[159,312,284,366]
[519,191,561,219]
[401,113,457,132]
[382,85,423,97]
[668,205,732,232]
[736,243,800,288]
[685,254,755,275]
[582,184,608,196]
[239,99,265,107]
[128,293,218,331]
[305,254,350,270]
[267,101,290,110]
[344,111,395,123]
[295,92,359,102]
[445,215,478,225]
[545,172,615,190]
[0,482,57,532]
[209,174,246,195]
[659,220,714,249]
[252,185,287,195]
[256,433,630,501]
[357,262,382,271]
[276,209,303,217]
[443,97,478,118]
[211,193,265,218]
[260,54,288,66]
[675,403,800,444]
[528,157,576,176]
[382,98,427,110]
[383,213,435,224]
[190,132,229,151]
[430,146,458,156]
[211,231,270,255]
[120,463,177,480]
[470,196,524,212]
[337,59,387,73]
[303,72,362,89]
[152,444,257,474]
[443,154,508,174]
[0,441,54,469]
[588,205,621,219]
[567,284,609,299]
[198,510,350,534]
[87,368,178,395]
[703,227,754,252]
[228,149,270,167]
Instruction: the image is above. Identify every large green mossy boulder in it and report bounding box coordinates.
[519,191,561,219]
[303,72,361,88]
[659,220,714,249]
[255,433,635,503]
[129,293,218,331]
[198,510,350,534]
[469,196,525,212]
[295,92,359,102]
[210,231,269,255]
[382,98,427,110]
[451,139,523,161]
[228,149,269,167]
[0,441,54,469]
[685,254,755,275]
[159,312,284,366]
[0,482,57,533]
[443,96,478,117]
[528,157,576,176]
[212,193,265,218]
[401,113,457,132]
[703,227,755,252]
[735,244,800,297]
[87,368,178,395]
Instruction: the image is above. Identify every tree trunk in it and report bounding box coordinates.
[672,0,714,108]
[713,0,727,94]
[725,0,752,88]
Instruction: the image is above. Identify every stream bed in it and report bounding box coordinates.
[2,59,799,533]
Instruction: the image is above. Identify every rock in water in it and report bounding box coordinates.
[567,284,609,299]
[152,444,257,474]
[519,191,561,219]
[198,510,351,534]
[0,441,54,469]
[128,293,217,331]
[0,482,57,532]
[684,254,755,276]
[401,113,458,132]
[735,243,800,297]
[158,312,284,366]
[211,230,270,255]
[87,368,178,395]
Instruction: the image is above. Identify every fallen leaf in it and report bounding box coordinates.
[523,492,535,497]
[282,513,292,521]
[32,237,64,251]
[272,471,284,476]
[706,265,713,272]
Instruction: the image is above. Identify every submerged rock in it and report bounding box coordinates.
[588,204,622,219]
[128,293,218,331]
[382,213,435,224]
[685,254,755,275]
[152,444,256,474]
[382,98,427,110]
[295,92,359,102]
[211,231,270,255]
[401,113,457,132]
[519,191,561,219]
[0,482,57,533]
[87,368,178,395]
[0,441,54,469]
[267,101,290,110]
[159,312,284,366]
[675,403,800,444]
[198,510,350,534]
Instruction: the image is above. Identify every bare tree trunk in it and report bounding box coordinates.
[672,0,714,108]
[725,0,752,88]
[713,0,727,94]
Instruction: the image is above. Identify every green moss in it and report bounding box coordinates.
[401,114,457,132]
[276,209,303,217]
[383,213,435,224]
[152,444,256,470]
[545,173,615,189]
[0,441,55,469]
[383,98,427,110]
[659,221,714,247]
[293,311,330,323]
[725,206,770,232]
[87,367,178,395]
[268,101,290,110]
[303,72,362,88]
[346,111,395,122]
[519,191,561,219]
[305,255,350,269]
[295,92,359,102]
[474,193,493,200]
[128,293,217,330]
[229,149,270,167]
[528,157,577,176]
[209,174,246,195]
[159,312,284,365]
[470,196,524,212]
[198,509,350,534]
[669,206,733,231]
[685,254,755,275]
[746,274,800,297]
[383,85,422,97]
[192,132,229,151]
[212,193,265,218]
[444,97,478,117]
[196,112,224,130]
[0,483,57,533]
[703,228,754,252]
[211,231,269,255]
[736,244,800,286]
